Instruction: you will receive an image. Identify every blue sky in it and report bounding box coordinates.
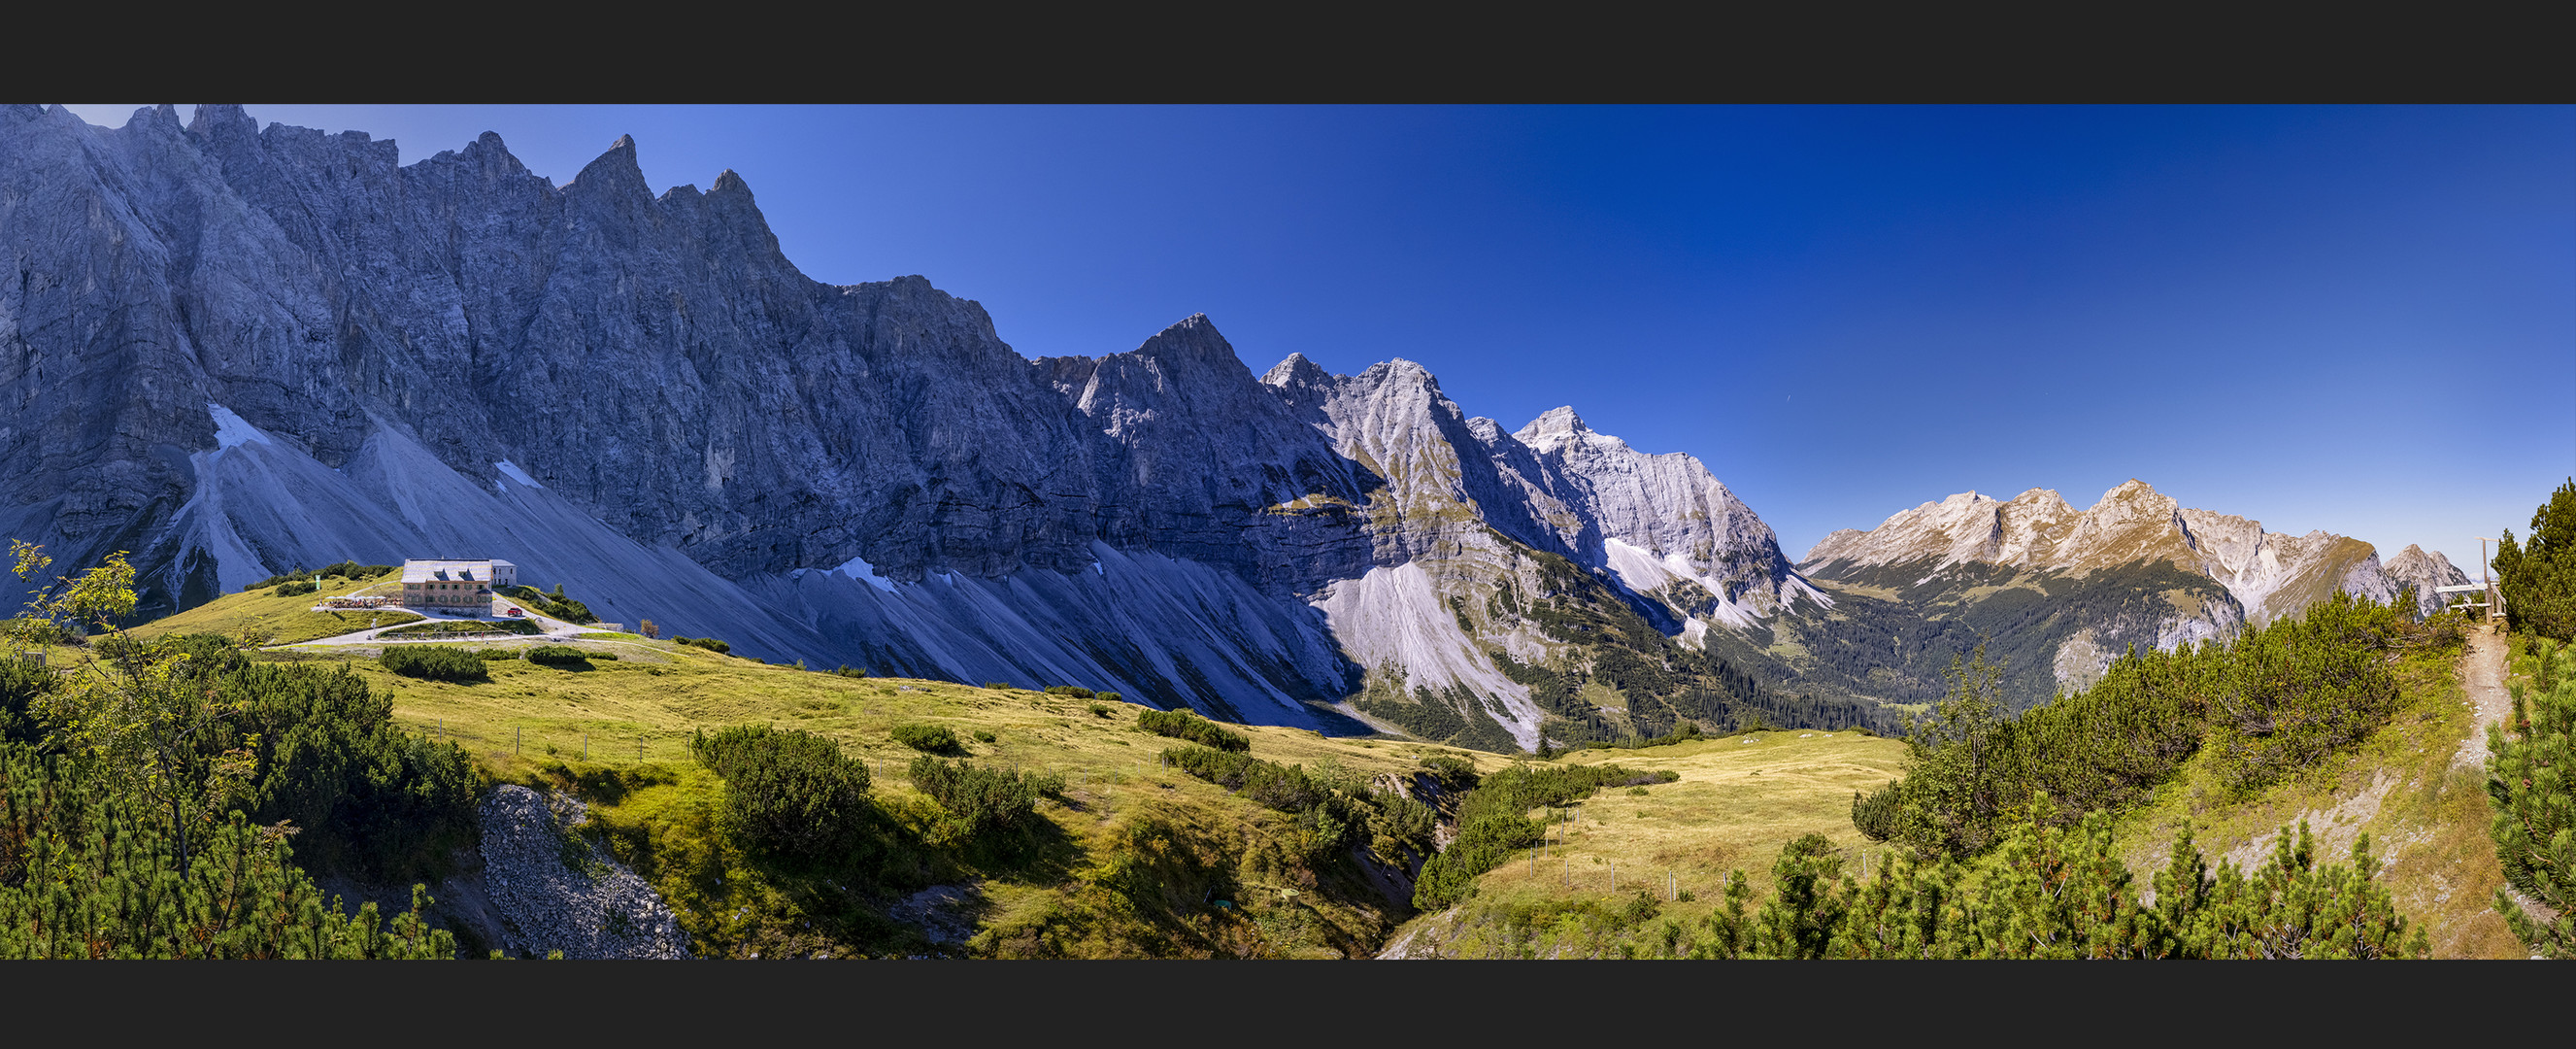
[66,105,2576,573]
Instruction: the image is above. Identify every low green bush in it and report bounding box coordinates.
[316,560,396,580]
[1138,708,1249,752]
[144,633,248,679]
[908,757,1060,836]
[226,662,481,882]
[377,646,489,684]
[1419,754,1481,793]
[271,580,319,597]
[672,635,731,655]
[1162,745,1437,872]
[1163,746,1321,811]
[1043,685,1095,699]
[524,645,596,666]
[890,723,962,754]
[691,725,873,862]
[835,665,869,678]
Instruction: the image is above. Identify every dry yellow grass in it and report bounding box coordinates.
[1383,730,1907,956]
[322,635,1482,790]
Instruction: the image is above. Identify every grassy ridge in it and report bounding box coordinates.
[287,633,1500,957]
[321,626,1907,957]
[128,584,419,645]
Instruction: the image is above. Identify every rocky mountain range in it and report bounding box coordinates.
[0,105,2465,749]
[1780,482,2469,709]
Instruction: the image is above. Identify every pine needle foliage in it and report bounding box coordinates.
[2495,479,2576,641]
[225,663,482,882]
[0,745,453,958]
[2488,637,2576,956]
[1689,800,2425,959]
[1137,708,1250,752]
[889,723,962,755]
[378,645,490,684]
[689,725,873,862]
[906,757,1057,837]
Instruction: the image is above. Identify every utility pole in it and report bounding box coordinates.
[2478,537,2500,625]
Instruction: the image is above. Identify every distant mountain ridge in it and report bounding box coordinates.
[1802,480,2467,624]
[1779,481,2468,708]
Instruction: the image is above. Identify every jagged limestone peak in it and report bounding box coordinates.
[1129,313,1237,365]
[1259,352,1329,388]
[1513,406,1590,453]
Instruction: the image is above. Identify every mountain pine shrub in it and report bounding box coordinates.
[1137,708,1250,752]
[0,657,54,746]
[0,745,453,958]
[378,645,490,684]
[890,723,962,754]
[226,662,482,881]
[524,645,595,666]
[2488,637,2575,956]
[907,757,1058,838]
[2496,479,2576,641]
[691,725,873,862]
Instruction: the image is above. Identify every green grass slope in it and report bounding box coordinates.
[204,614,1513,957]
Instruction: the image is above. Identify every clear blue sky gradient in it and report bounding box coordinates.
[63,105,2576,575]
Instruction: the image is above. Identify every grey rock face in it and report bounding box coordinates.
[476,786,689,960]
[0,106,1811,743]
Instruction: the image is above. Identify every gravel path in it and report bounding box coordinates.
[2454,626,2512,771]
[478,785,690,959]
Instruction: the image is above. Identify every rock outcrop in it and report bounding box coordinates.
[476,786,689,960]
